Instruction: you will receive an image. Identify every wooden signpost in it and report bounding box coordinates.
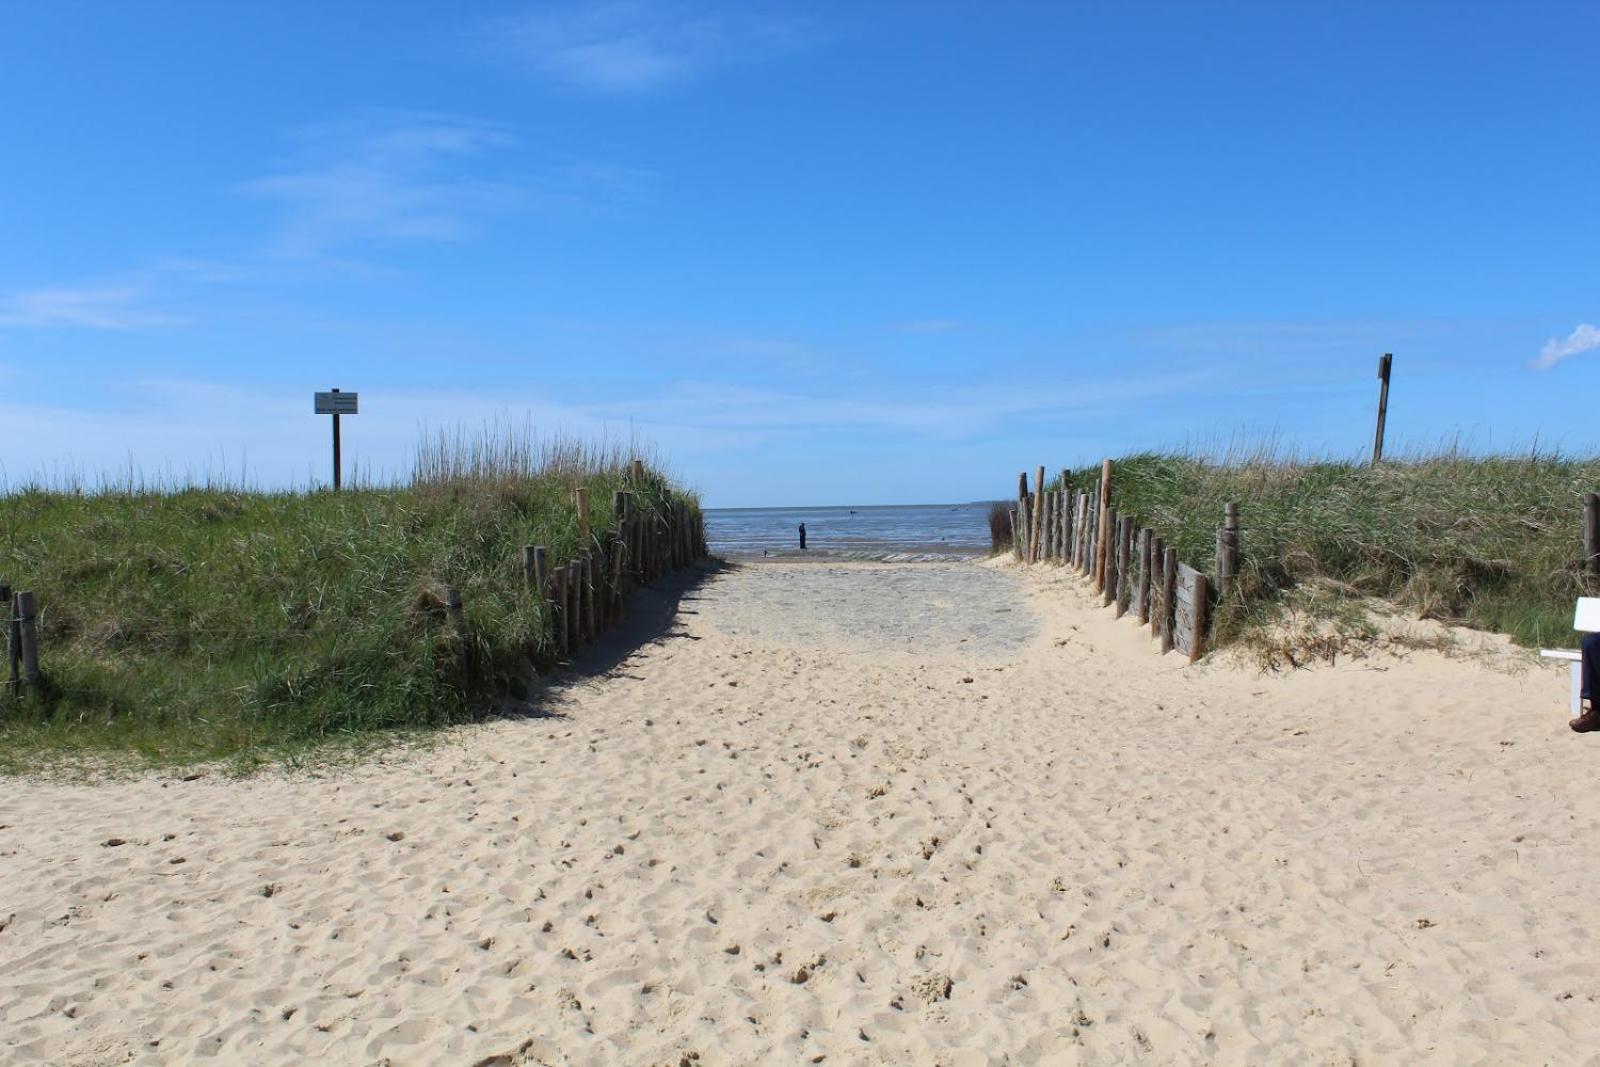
[314,388,359,490]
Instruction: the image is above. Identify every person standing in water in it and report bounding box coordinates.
[798,522,807,550]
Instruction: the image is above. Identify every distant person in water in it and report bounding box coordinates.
[798,522,807,550]
[1575,631,1600,732]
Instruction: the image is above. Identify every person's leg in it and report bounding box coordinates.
[1574,632,1600,731]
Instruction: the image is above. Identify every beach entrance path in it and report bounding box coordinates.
[3,559,1597,1064]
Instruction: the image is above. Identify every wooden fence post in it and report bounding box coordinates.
[1216,502,1240,599]
[1160,548,1177,653]
[1031,465,1046,563]
[631,458,646,486]
[1094,459,1113,590]
[553,567,569,658]
[1103,508,1119,605]
[1115,516,1133,615]
[1136,530,1152,623]
[582,554,597,643]
[2,584,17,698]
[1586,493,1599,580]
[16,591,41,697]
[1016,472,1030,560]
[1189,573,1209,663]
[575,487,591,545]
[1148,536,1164,636]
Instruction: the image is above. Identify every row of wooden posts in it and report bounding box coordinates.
[1012,461,1241,663]
[512,461,709,662]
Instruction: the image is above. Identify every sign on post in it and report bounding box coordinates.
[314,388,358,489]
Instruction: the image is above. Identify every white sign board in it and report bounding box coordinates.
[314,391,358,415]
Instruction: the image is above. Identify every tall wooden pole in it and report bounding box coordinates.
[331,387,343,490]
[1372,354,1392,464]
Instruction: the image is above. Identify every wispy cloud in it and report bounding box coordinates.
[238,111,524,257]
[0,282,180,330]
[487,2,807,94]
[1532,323,1600,370]
[897,319,961,335]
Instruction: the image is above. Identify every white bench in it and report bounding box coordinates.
[1540,597,1600,715]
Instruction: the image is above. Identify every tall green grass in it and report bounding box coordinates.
[1056,445,1600,650]
[0,430,700,770]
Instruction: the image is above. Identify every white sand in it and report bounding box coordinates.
[2,559,1596,1065]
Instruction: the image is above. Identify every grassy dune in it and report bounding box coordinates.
[0,433,700,770]
[1059,448,1600,652]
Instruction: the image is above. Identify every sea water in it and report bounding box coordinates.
[704,503,997,561]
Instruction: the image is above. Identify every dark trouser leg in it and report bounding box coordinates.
[1582,632,1600,703]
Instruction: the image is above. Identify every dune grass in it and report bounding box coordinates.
[0,432,700,772]
[1056,445,1600,652]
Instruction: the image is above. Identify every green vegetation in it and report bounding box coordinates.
[1057,447,1599,652]
[0,432,701,771]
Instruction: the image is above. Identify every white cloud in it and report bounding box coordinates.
[239,112,524,257]
[0,283,180,330]
[898,319,960,335]
[1533,323,1600,370]
[488,2,806,94]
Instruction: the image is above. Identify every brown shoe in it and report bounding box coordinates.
[1571,709,1600,733]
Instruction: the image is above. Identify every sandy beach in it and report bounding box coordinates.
[2,558,1595,1065]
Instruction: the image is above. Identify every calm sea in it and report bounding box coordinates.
[705,503,997,561]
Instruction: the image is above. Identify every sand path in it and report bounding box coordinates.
[1,560,1596,1065]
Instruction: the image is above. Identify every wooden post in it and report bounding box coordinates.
[1215,502,1240,599]
[1136,530,1152,623]
[15,591,40,697]
[1586,493,1599,580]
[582,554,597,643]
[1149,536,1164,636]
[522,545,537,590]
[1030,465,1046,563]
[631,458,646,486]
[2,584,17,697]
[1093,460,1113,590]
[1016,472,1030,560]
[567,563,581,651]
[1189,573,1209,663]
[610,536,628,618]
[443,585,464,629]
[1103,508,1119,605]
[1373,353,1392,464]
[575,487,591,545]
[1160,548,1178,653]
[553,567,568,658]
[1115,516,1134,615]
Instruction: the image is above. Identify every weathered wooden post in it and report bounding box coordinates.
[553,567,569,658]
[15,591,40,697]
[582,554,597,643]
[1373,353,1392,464]
[1149,536,1164,636]
[1586,493,1599,580]
[1115,516,1134,615]
[2,584,17,698]
[1015,472,1030,560]
[1189,573,1209,663]
[1094,460,1113,590]
[1031,465,1046,563]
[1215,502,1240,599]
[631,458,646,486]
[1136,530,1152,623]
[1160,547,1178,653]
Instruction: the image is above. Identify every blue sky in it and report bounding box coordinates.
[1,2,1597,506]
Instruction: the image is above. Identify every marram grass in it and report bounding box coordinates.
[0,431,699,772]
[1057,445,1600,653]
